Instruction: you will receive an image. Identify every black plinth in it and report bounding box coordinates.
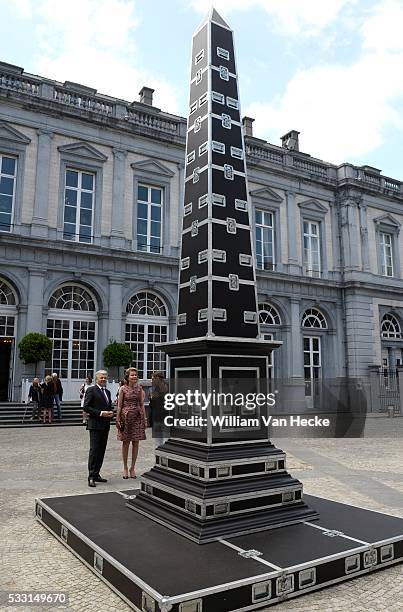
[36,490,403,612]
[129,439,318,544]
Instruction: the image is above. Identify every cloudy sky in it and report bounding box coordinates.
[1,0,403,179]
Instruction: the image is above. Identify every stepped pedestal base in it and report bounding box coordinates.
[128,440,319,543]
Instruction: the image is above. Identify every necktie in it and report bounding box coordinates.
[102,388,108,404]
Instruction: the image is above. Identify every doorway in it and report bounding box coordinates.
[0,338,12,401]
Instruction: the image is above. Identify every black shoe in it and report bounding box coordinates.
[88,478,96,487]
[94,476,107,483]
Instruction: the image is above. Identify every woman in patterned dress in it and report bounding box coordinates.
[116,367,146,479]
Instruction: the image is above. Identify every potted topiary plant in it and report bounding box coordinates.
[18,332,53,376]
[103,340,133,380]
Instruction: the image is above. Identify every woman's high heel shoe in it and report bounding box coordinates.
[123,469,129,479]
[129,468,136,479]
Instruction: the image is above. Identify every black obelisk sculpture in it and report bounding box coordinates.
[128,8,318,543]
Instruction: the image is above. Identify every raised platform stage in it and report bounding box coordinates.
[36,489,403,612]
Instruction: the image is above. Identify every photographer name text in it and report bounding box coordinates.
[163,415,330,428]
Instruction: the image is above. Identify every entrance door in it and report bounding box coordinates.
[0,339,12,401]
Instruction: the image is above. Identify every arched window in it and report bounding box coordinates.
[0,278,18,401]
[125,291,168,379]
[48,285,96,311]
[0,279,16,305]
[302,308,327,329]
[381,313,402,339]
[126,291,167,317]
[46,284,98,379]
[258,303,281,326]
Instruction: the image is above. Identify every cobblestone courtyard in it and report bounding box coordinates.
[0,420,402,611]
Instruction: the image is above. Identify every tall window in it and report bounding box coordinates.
[302,308,327,397]
[46,284,97,379]
[137,185,163,253]
[303,220,321,277]
[125,291,168,379]
[255,210,275,270]
[380,232,394,277]
[0,155,17,232]
[63,169,95,243]
[303,337,321,397]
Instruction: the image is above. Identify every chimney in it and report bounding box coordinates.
[139,86,155,106]
[281,130,300,151]
[242,116,255,137]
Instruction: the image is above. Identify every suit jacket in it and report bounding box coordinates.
[84,385,113,431]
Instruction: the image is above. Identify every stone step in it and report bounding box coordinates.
[0,402,84,428]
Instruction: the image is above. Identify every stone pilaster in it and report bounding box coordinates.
[338,195,361,271]
[110,148,128,248]
[290,298,303,377]
[108,277,123,342]
[31,129,54,238]
[358,203,370,272]
[285,191,300,274]
[26,269,45,333]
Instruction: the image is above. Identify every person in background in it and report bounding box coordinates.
[149,371,168,448]
[116,367,146,479]
[51,373,63,420]
[84,370,114,488]
[79,376,93,425]
[28,378,42,420]
[115,379,125,404]
[41,375,54,424]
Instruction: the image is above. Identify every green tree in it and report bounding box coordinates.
[103,341,133,379]
[18,333,53,375]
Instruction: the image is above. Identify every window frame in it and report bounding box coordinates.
[379,231,394,277]
[0,125,30,234]
[374,216,401,279]
[255,209,276,271]
[250,192,283,273]
[259,302,284,382]
[125,321,168,381]
[125,291,169,380]
[57,155,104,245]
[135,183,164,255]
[46,283,98,380]
[381,313,402,339]
[131,164,173,256]
[62,168,96,244]
[0,153,18,233]
[46,312,98,380]
[298,200,329,279]
[302,219,322,278]
[303,335,322,397]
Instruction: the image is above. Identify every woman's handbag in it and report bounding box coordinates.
[117,413,125,432]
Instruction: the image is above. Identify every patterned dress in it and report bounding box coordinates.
[117,384,146,442]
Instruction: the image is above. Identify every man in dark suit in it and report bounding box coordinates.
[84,370,114,487]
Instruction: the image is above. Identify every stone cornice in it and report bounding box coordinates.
[0,232,179,268]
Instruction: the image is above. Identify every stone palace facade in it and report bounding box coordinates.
[1,60,403,402]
